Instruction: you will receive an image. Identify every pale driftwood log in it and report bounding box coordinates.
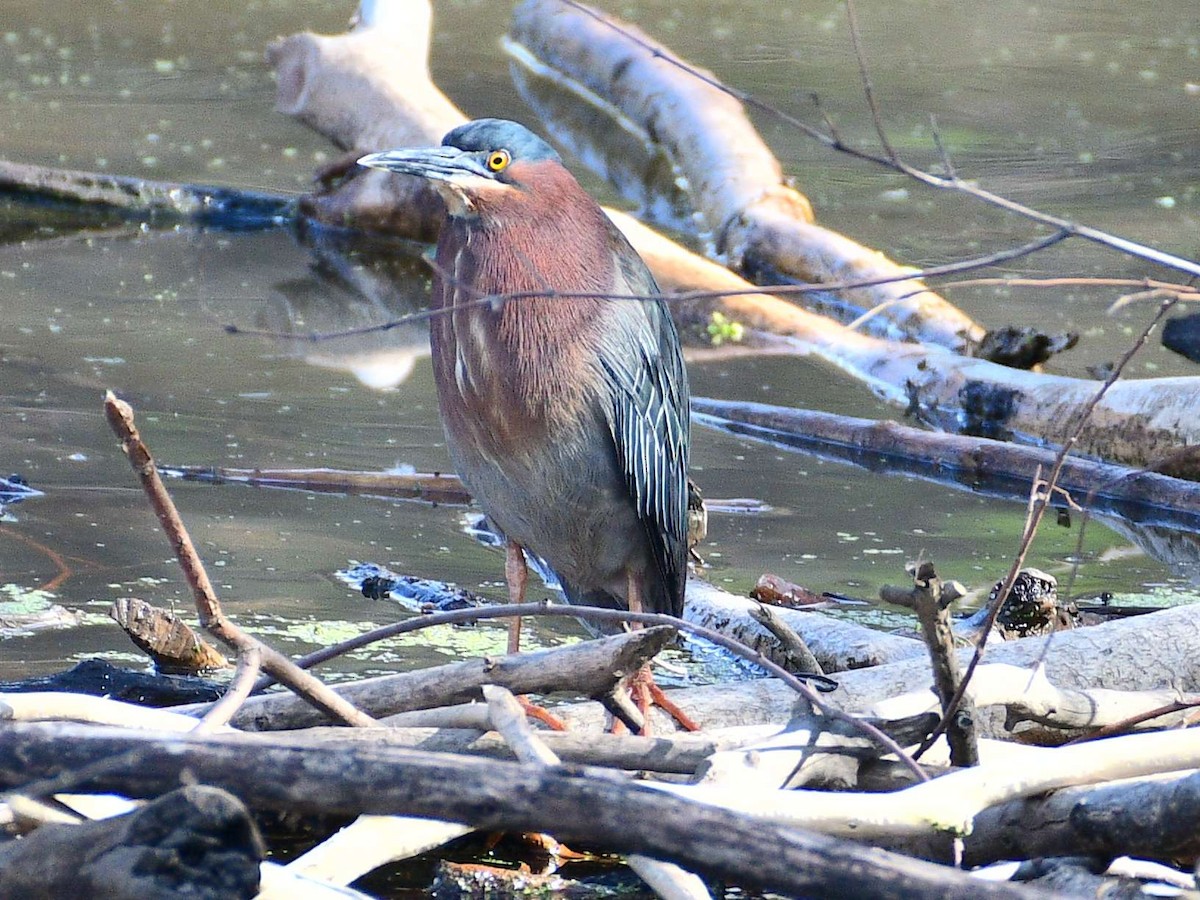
[545,600,1200,735]
[0,691,222,732]
[0,721,1050,900]
[648,727,1200,842]
[279,815,471,891]
[505,0,986,354]
[265,2,1200,466]
[685,578,925,672]
[6,795,82,829]
[871,662,1197,735]
[1105,858,1199,891]
[176,626,676,731]
[0,785,263,900]
[266,0,453,239]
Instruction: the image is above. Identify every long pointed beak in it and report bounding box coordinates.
[357,146,493,185]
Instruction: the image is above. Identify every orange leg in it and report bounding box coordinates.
[517,694,567,731]
[503,540,566,731]
[504,539,528,655]
[625,571,700,735]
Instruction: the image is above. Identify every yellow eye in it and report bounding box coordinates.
[486,149,511,172]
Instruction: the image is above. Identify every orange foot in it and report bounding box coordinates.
[633,665,700,734]
[517,694,568,731]
[609,664,699,736]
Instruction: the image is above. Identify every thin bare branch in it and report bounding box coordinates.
[922,296,1180,752]
[929,115,957,181]
[844,0,897,162]
[192,646,262,734]
[227,229,1071,344]
[103,391,376,728]
[809,92,844,147]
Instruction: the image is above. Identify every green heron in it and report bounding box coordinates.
[359,119,693,731]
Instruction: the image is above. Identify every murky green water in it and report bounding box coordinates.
[1,0,1198,681]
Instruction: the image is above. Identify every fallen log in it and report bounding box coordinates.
[266,0,453,240]
[0,785,263,900]
[506,0,987,355]
[171,464,471,505]
[693,398,1200,526]
[0,158,291,228]
[263,1,1200,467]
[0,686,776,776]
[961,770,1200,868]
[684,578,925,672]
[546,600,1200,735]
[0,720,1050,900]
[175,626,677,731]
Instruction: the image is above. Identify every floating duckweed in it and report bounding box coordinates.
[707,311,745,346]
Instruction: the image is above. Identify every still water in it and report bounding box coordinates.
[1,0,1198,680]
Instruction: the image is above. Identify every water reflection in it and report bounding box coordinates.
[264,224,432,390]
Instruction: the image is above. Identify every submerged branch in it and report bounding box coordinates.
[0,159,292,228]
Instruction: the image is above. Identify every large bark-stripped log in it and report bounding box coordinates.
[506,0,985,353]
[545,599,1200,735]
[264,1,1200,466]
[266,0,452,239]
[0,721,1051,900]
[684,579,925,672]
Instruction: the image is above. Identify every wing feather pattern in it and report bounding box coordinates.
[596,223,690,616]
